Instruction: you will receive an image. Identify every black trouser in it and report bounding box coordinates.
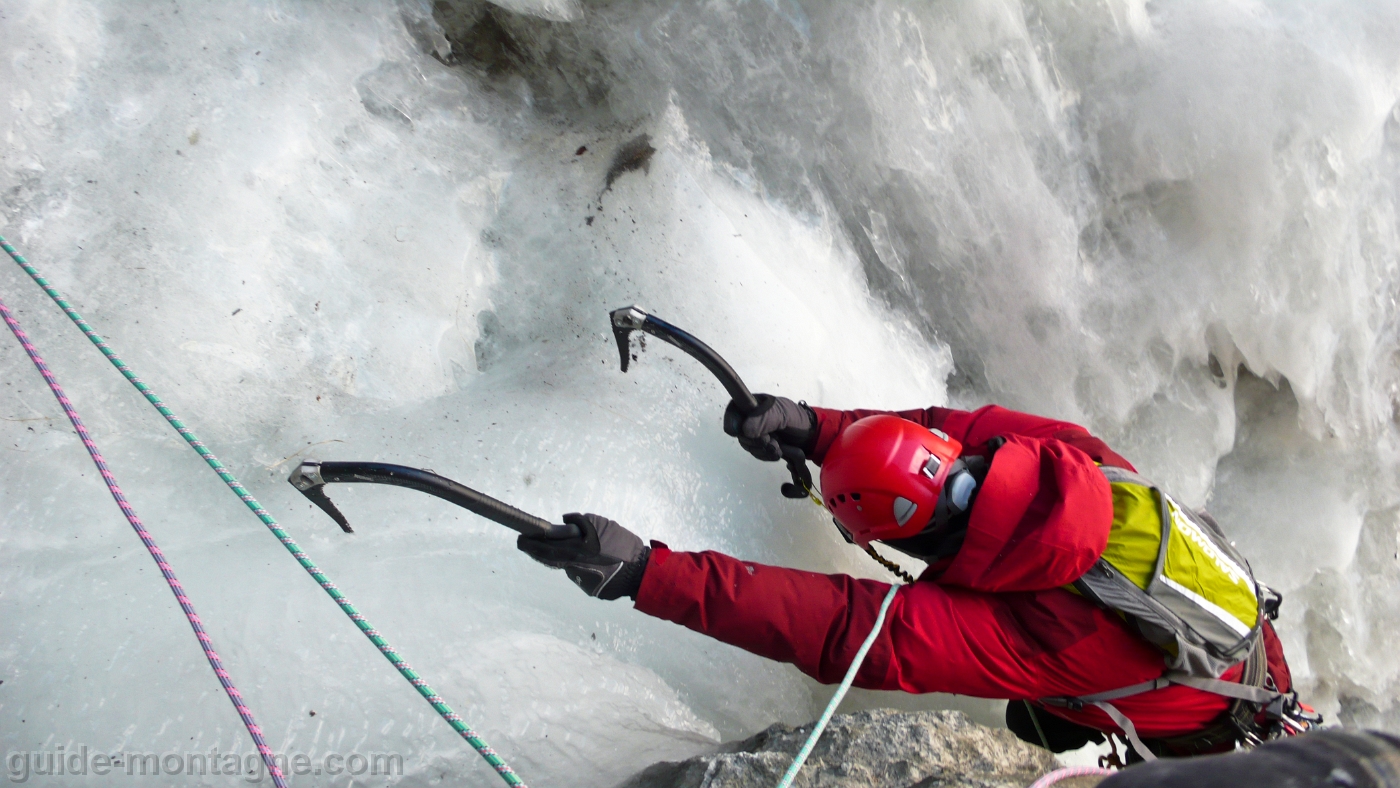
[1006,702,1215,764]
[1006,700,1106,753]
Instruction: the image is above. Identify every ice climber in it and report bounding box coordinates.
[517,397,1319,762]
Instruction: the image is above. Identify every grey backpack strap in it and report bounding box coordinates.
[1074,677,1174,703]
[1090,701,1157,762]
[1039,692,1160,762]
[1098,465,1153,487]
[1162,672,1281,705]
[1039,670,1285,763]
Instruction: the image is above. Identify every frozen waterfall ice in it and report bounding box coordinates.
[2,0,1399,785]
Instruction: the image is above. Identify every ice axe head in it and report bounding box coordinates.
[608,305,759,413]
[609,305,649,373]
[289,460,353,533]
[606,305,812,499]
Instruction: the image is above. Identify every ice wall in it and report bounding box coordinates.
[2,0,1399,785]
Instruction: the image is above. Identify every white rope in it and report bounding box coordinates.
[774,584,900,788]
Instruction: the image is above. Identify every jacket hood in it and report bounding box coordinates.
[931,434,1113,592]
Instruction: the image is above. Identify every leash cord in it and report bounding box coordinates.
[2,235,528,787]
[863,544,917,584]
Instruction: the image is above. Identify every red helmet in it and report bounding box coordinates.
[820,415,963,546]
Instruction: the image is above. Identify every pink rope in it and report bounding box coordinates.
[0,296,287,788]
[1027,766,1117,788]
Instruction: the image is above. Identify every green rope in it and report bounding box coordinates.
[774,584,900,788]
[2,235,527,787]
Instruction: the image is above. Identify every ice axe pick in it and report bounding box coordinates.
[609,305,815,499]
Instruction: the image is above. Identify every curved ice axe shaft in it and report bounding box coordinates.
[611,306,759,410]
[610,305,815,499]
[288,460,580,539]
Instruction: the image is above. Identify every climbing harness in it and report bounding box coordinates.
[775,584,900,788]
[0,294,288,788]
[2,236,529,787]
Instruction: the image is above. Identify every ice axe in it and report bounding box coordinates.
[609,305,815,499]
[287,460,580,539]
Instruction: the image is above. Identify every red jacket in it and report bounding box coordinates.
[636,404,1289,739]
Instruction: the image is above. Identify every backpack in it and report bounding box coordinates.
[1038,466,1319,761]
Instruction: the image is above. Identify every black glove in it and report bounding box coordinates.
[517,513,650,600]
[723,394,817,462]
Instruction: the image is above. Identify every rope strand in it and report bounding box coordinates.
[775,584,901,788]
[2,235,527,787]
[0,295,288,788]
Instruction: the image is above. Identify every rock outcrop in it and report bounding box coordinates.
[616,708,1060,788]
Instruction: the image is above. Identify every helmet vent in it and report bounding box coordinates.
[922,455,942,480]
[893,496,918,527]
